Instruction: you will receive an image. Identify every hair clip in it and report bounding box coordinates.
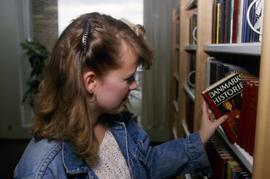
[82,19,91,53]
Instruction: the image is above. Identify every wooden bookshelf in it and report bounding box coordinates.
[171,0,270,178]
[170,7,181,139]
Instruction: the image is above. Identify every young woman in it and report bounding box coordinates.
[14,12,227,179]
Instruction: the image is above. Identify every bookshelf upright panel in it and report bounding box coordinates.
[178,0,190,137]
[193,0,213,131]
[178,0,198,136]
[253,0,270,177]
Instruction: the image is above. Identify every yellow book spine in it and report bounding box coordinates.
[216,3,221,44]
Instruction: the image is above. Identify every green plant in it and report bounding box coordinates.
[21,40,49,107]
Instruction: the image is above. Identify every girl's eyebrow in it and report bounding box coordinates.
[125,68,137,80]
[125,73,135,81]
[126,69,137,79]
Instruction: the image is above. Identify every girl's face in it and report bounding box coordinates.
[93,43,139,114]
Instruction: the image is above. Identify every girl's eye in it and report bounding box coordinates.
[125,75,135,84]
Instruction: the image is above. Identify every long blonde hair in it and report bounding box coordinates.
[32,12,153,163]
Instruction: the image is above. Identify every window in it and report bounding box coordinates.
[58,0,143,35]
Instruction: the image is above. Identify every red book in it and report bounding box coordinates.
[243,81,253,153]
[232,0,239,43]
[248,81,259,155]
[238,77,258,155]
[202,73,243,143]
[237,79,250,149]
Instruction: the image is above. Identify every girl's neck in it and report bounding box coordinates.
[94,122,107,145]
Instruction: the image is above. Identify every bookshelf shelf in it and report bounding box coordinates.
[184,174,192,179]
[182,120,191,136]
[217,127,253,173]
[174,73,179,81]
[173,100,179,112]
[184,44,197,52]
[185,0,197,10]
[204,43,261,56]
[172,124,178,139]
[184,83,195,101]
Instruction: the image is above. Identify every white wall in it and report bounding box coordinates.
[0,0,31,138]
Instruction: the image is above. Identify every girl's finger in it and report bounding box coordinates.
[215,115,228,126]
[202,100,209,118]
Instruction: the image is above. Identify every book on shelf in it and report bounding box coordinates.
[202,73,243,143]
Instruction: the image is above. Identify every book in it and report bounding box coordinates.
[202,73,243,143]
[237,77,259,155]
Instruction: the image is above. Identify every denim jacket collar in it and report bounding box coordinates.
[62,141,90,175]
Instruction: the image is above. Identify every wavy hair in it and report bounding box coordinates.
[32,12,153,164]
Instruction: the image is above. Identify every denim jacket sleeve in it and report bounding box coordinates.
[147,133,211,178]
[129,119,212,178]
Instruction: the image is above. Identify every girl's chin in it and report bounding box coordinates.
[104,101,129,114]
[122,96,129,104]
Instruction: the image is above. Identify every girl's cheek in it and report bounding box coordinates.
[102,82,129,100]
[107,81,129,93]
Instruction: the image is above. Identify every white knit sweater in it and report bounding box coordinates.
[90,130,131,179]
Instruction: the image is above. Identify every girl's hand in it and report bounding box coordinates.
[199,100,228,144]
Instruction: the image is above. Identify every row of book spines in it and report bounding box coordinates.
[207,58,249,86]
[212,0,262,44]
[207,135,251,179]
[237,77,259,156]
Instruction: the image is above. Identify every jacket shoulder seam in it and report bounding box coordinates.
[35,142,62,179]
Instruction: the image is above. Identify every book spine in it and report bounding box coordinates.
[217,3,221,43]
[237,0,244,43]
[249,82,259,155]
[229,0,235,43]
[232,0,239,43]
[212,0,217,43]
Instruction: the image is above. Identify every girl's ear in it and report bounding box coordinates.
[83,71,97,94]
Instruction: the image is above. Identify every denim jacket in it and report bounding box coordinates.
[14,112,212,179]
